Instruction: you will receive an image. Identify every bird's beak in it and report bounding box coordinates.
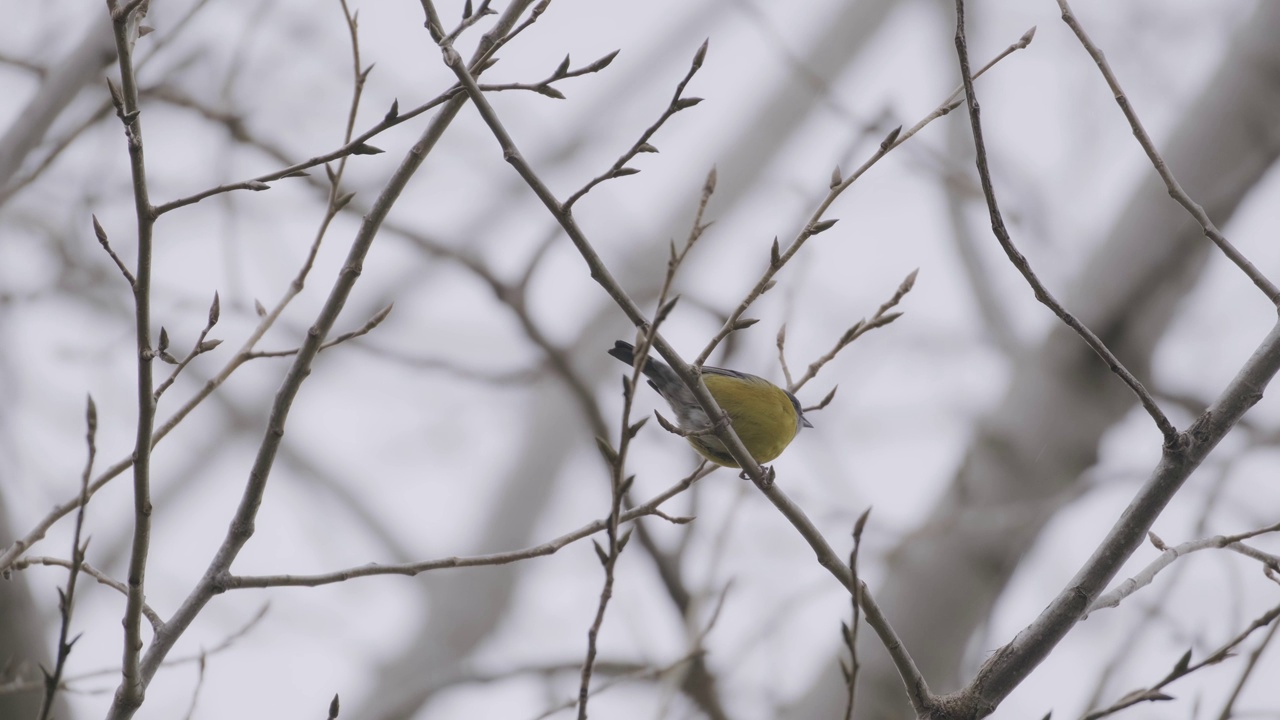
[801,415,814,429]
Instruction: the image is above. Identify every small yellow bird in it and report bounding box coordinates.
[609,340,812,467]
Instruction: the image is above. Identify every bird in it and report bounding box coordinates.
[608,340,811,468]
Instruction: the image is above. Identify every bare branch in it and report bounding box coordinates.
[224,465,714,589]
[435,22,931,707]
[1088,522,1280,615]
[694,25,1030,370]
[791,268,917,393]
[245,304,393,360]
[944,1,1280,711]
[962,313,1280,711]
[842,508,872,720]
[1213,617,1280,720]
[14,556,162,633]
[153,293,222,400]
[105,3,160,712]
[1081,603,1280,720]
[1057,0,1280,305]
[97,6,542,719]
[952,0,1177,445]
[92,215,135,287]
[35,396,98,720]
[563,41,706,210]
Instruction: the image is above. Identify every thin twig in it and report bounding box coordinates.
[442,0,496,44]
[758,480,934,715]
[225,465,714,589]
[536,586,729,720]
[842,508,871,720]
[391,198,726,720]
[1088,522,1280,615]
[591,167,725,719]
[578,295,651,720]
[1081,602,1280,720]
[694,125,899,369]
[179,655,206,720]
[35,397,98,720]
[1056,0,1280,305]
[562,43,700,211]
[151,92,443,215]
[13,557,163,632]
[897,26,1036,151]
[1080,461,1236,712]
[695,27,1032,371]
[776,325,794,388]
[91,215,136,287]
[153,293,222,400]
[478,49,618,99]
[151,3,579,217]
[952,0,1177,445]
[245,304,392,359]
[789,268,916,393]
[1213,616,1280,720]
[0,602,265,695]
[532,648,707,720]
[574,463,628,720]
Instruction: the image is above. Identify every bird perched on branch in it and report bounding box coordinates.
[608,340,811,467]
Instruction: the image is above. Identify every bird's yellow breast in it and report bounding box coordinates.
[698,374,800,467]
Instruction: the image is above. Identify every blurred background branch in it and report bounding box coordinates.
[1,1,1278,719]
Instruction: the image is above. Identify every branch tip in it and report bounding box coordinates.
[691,39,709,69]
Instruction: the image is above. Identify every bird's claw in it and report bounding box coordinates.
[739,465,776,486]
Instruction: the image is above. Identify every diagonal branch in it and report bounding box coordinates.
[433,24,934,715]
[1056,0,1280,305]
[936,2,1280,715]
[961,315,1280,714]
[952,0,1177,445]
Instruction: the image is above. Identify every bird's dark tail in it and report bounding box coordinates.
[608,340,677,391]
